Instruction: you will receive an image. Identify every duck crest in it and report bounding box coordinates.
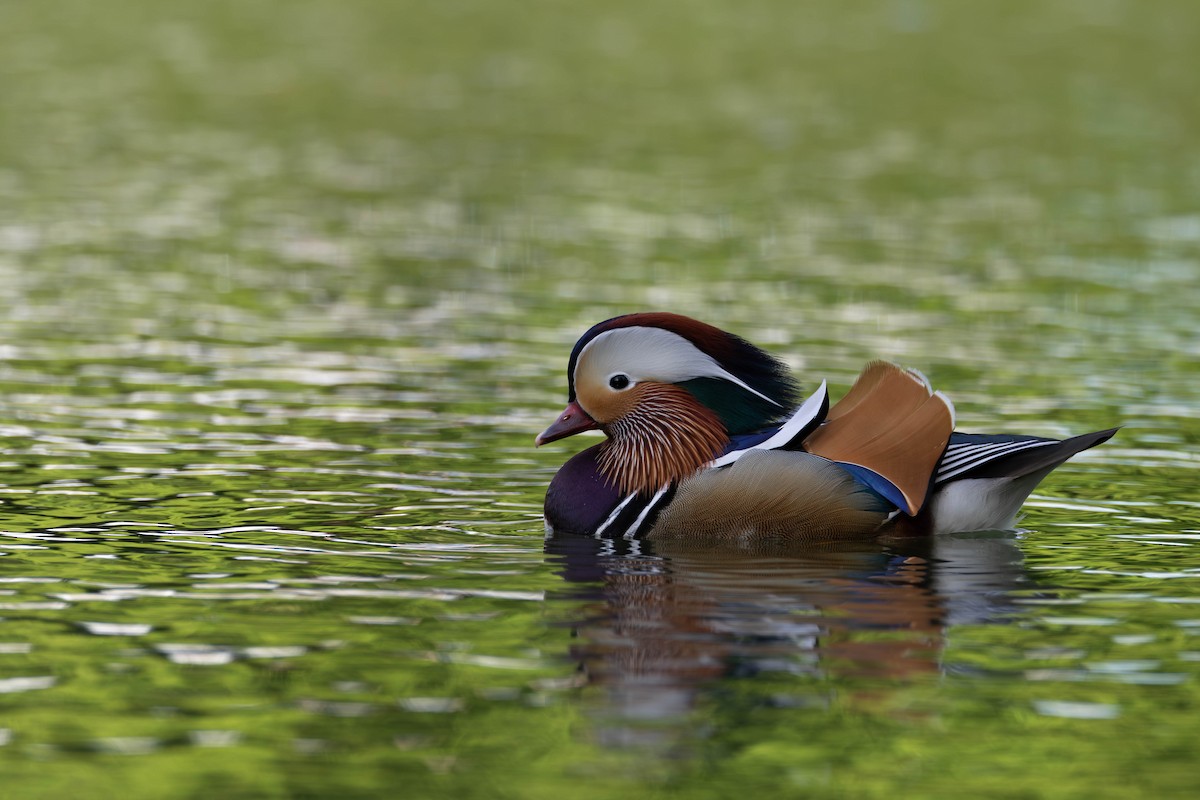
[566,312,800,423]
[596,383,727,496]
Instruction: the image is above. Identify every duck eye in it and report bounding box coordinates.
[608,374,631,390]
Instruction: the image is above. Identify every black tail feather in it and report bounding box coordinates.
[939,428,1118,482]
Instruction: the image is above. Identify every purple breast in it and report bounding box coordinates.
[543,444,623,535]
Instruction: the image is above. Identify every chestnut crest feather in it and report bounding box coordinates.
[565,313,800,429]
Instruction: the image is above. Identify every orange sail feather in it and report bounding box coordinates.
[803,362,954,515]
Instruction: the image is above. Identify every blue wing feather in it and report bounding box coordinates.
[833,462,907,512]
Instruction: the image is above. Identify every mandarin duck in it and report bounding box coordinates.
[537,313,1116,541]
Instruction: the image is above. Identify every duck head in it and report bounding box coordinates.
[536,313,800,495]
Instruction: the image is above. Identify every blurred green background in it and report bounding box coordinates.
[0,0,1197,797]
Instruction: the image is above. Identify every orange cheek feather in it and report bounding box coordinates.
[575,376,642,426]
[587,383,730,495]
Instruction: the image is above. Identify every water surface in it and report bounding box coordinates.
[1,0,1198,797]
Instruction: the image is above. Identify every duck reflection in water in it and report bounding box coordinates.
[544,532,1029,746]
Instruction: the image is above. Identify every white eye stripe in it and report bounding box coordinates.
[576,327,780,405]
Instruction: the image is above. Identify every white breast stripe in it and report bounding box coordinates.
[936,439,1054,483]
[708,381,828,470]
[594,492,638,538]
[623,484,671,540]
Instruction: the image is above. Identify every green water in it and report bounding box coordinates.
[1,0,1198,797]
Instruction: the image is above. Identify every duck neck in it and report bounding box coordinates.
[596,384,728,496]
